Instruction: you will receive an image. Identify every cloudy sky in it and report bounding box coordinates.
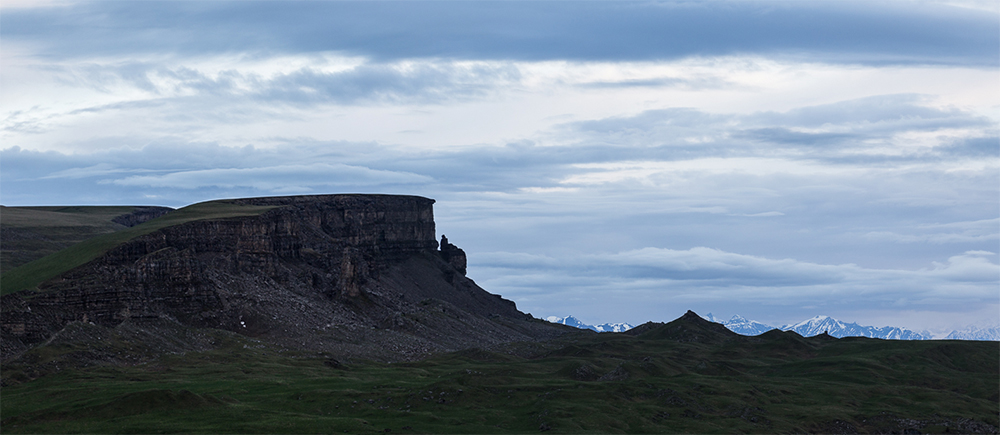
[2,0,998,335]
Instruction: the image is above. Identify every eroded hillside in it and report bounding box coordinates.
[1,195,566,366]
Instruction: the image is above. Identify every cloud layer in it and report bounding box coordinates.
[4,2,997,66]
[1,0,997,332]
[474,248,998,325]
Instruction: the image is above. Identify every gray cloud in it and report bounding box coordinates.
[474,248,999,326]
[746,94,969,127]
[736,128,860,146]
[2,94,996,330]
[4,95,995,207]
[863,218,1000,244]
[5,94,994,214]
[480,247,999,289]
[109,163,431,190]
[55,61,521,106]
[3,1,996,334]
[578,76,731,90]
[940,136,1000,157]
[561,94,997,160]
[3,1,996,66]
[259,63,520,105]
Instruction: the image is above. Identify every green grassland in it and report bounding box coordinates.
[2,320,996,434]
[1,206,141,228]
[2,200,996,433]
[0,201,275,296]
[0,206,145,274]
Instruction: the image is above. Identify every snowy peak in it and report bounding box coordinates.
[780,316,930,340]
[545,315,634,333]
[724,315,776,336]
[546,315,593,330]
[700,313,776,336]
[788,315,835,330]
[703,313,932,340]
[785,316,845,335]
[946,325,1000,341]
[594,323,634,333]
[557,312,992,341]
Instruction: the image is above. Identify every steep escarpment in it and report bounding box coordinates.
[1,195,563,364]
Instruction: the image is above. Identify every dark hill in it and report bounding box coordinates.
[627,309,740,344]
[4,309,996,434]
[1,195,564,364]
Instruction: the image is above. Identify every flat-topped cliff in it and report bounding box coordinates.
[1,195,562,365]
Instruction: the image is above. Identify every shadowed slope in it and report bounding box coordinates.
[3,309,996,434]
[627,310,740,344]
[1,194,565,365]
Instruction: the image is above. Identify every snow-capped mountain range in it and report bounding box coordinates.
[703,313,934,340]
[546,313,998,341]
[779,315,930,340]
[545,316,634,333]
[702,313,775,336]
[703,313,999,341]
[946,325,1000,341]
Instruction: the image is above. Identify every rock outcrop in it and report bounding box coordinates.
[1,194,562,364]
[438,234,467,276]
[110,206,172,227]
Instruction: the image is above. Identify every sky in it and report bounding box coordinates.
[1,0,998,336]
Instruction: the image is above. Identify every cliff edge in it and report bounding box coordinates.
[1,194,563,365]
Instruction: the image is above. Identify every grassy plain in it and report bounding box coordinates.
[2,201,995,433]
[2,322,996,434]
[0,201,275,296]
[0,206,142,274]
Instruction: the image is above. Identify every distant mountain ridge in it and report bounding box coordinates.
[545,315,634,333]
[702,313,775,336]
[704,313,998,341]
[703,313,931,340]
[550,312,996,341]
[779,315,931,340]
[946,325,1000,341]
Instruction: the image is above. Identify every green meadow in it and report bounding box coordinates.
[2,320,996,434]
[2,200,996,433]
[1,206,141,274]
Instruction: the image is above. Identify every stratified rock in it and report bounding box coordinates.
[1,194,563,363]
[438,234,467,276]
[110,206,172,227]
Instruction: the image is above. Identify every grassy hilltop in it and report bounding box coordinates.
[2,312,996,434]
[0,201,274,296]
[1,206,148,274]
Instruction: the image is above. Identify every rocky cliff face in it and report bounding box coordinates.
[110,206,173,227]
[438,234,467,276]
[1,195,561,364]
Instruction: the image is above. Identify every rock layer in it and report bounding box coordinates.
[110,206,172,227]
[1,195,562,363]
